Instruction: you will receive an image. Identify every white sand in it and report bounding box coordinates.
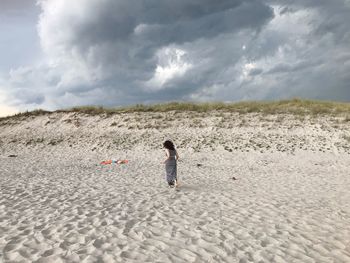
[0,112,350,262]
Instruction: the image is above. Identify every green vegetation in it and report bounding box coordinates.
[1,99,350,120]
[61,99,350,115]
[64,98,350,115]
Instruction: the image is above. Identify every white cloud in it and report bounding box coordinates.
[145,47,193,89]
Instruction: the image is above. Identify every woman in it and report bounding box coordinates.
[163,140,179,188]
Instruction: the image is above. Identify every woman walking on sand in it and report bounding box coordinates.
[163,140,179,188]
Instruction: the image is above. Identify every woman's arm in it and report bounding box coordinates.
[176,151,180,161]
[163,149,170,163]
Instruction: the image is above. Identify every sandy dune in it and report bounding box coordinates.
[0,112,350,262]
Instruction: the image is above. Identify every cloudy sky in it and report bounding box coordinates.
[0,0,349,116]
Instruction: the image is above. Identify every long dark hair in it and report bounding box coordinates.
[163,140,175,151]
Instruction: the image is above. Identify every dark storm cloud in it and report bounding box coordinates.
[31,0,275,107]
[258,0,350,101]
[1,0,350,113]
[138,1,273,46]
[41,0,273,74]
[266,60,323,75]
[69,0,253,43]
[274,0,350,39]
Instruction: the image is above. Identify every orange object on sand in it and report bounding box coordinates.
[100,159,128,165]
[100,160,112,165]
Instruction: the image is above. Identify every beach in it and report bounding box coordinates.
[1,111,350,262]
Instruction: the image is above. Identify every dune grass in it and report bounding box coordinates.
[65,99,350,115]
[1,99,350,121]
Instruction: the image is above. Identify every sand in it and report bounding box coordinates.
[0,111,350,262]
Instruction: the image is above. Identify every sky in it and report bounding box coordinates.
[0,0,350,116]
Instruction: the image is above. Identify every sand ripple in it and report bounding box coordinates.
[0,150,350,262]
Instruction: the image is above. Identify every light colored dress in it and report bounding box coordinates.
[165,149,177,185]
